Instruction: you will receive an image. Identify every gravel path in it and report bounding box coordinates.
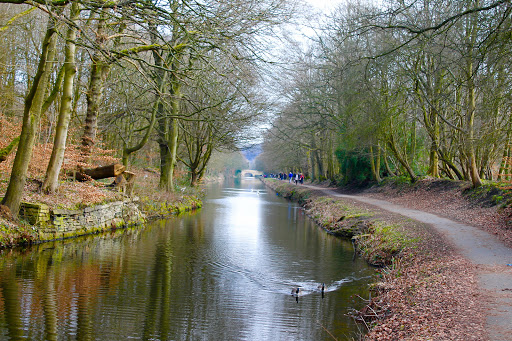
[303,184,512,341]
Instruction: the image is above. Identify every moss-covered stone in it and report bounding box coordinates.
[8,198,146,244]
[20,202,50,225]
[140,194,202,219]
[3,191,199,248]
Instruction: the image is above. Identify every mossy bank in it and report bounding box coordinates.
[263,179,417,266]
[0,195,202,249]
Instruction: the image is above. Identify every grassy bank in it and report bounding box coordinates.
[263,179,486,340]
[265,179,417,266]
[134,168,203,220]
[140,195,202,219]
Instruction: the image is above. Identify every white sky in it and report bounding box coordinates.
[304,0,341,12]
[292,0,344,41]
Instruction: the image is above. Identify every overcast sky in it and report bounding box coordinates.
[304,0,340,12]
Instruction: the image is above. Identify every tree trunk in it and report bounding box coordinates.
[314,149,324,179]
[157,111,179,191]
[165,116,179,189]
[41,65,64,115]
[428,106,440,177]
[438,149,464,180]
[2,17,58,216]
[326,133,336,180]
[387,134,416,182]
[309,149,316,180]
[42,2,79,193]
[0,136,20,163]
[310,133,323,179]
[465,1,483,188]
[194,139,213,187]
[466,61,482,188]
[370,145,382,183]
[159,144,174,191]
[81,11,110,160]
[428,145,440,178]
[81,60,109,158]
[498,136,511,181]
[429,145,440,177]
[149,20,181,192]
[158,79,180,191]
[73,164,126,181]
[383,148,395,177]
[190,171,199,187]
[506,144,512,181]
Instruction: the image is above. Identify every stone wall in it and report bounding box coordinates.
[19,198,146,241]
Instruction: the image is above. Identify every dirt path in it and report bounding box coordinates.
[303,184,512,341]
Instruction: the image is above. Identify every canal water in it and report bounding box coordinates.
[0,178,374,340]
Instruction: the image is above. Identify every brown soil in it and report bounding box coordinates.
[0,204,12,220]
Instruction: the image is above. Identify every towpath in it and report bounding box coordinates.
[302,184,512,341]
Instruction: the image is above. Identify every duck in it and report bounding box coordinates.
[319,283,325,299]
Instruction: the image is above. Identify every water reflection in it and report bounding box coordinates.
[0,178,373,340]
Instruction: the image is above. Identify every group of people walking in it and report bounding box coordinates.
[265,172,305,184]
[274,172,304,184]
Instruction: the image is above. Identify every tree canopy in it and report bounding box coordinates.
[258,0,512,188]
[0,0,297,215]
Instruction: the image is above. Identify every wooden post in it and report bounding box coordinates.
[123,171,136,197]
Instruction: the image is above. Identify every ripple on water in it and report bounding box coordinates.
[0,180,373,341]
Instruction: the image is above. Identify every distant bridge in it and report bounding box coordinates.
[240,169,264,177]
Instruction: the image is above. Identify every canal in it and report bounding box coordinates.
[0,178,373,340]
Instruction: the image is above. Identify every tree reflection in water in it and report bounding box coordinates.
[0,179,373,340]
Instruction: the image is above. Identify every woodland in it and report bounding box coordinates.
[2,2,512,340]
[2,0,512,220]
[257,0,512,190]
[0,0,292,218]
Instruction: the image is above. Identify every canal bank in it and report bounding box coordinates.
[0,178,374,340]
[262,178,488,340]
[263,179,419,266]
[0,195,202,248]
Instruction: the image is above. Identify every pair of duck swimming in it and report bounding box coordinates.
[291,283,325,295]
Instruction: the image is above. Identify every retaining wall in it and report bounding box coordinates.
[19,198,146,241]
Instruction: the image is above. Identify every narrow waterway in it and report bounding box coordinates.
[0,178,373,340]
